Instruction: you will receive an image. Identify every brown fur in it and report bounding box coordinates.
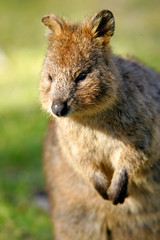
[40,10,160,239]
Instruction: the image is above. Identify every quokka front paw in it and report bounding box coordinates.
[92,171,110,199]
[107,168,128,205]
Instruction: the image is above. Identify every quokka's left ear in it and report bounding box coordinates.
[89,10,115,42]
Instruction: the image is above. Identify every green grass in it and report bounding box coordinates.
[0,46,52,239]
[0,0,160,239]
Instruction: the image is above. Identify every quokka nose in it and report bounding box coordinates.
[51,100,69,117]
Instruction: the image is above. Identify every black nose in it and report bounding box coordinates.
[51,100,69,117]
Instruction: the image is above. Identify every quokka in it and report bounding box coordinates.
[40,10,160,240]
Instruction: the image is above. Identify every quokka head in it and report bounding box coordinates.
[40,10,120,118]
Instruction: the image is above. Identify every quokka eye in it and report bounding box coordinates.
[75,72,89,83]
[75,67,92,83]
[48,74,53,82]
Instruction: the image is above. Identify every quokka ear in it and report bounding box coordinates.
[41,14,63,34]
[89,10,115,40]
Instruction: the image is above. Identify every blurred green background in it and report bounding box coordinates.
[0,0,160,239]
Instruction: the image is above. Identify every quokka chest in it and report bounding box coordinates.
[57,119,123,168]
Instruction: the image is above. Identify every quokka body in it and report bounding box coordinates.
[40,10,160,240]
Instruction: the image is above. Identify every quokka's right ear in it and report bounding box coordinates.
[41,14,63,35]
[89,10,115,42]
